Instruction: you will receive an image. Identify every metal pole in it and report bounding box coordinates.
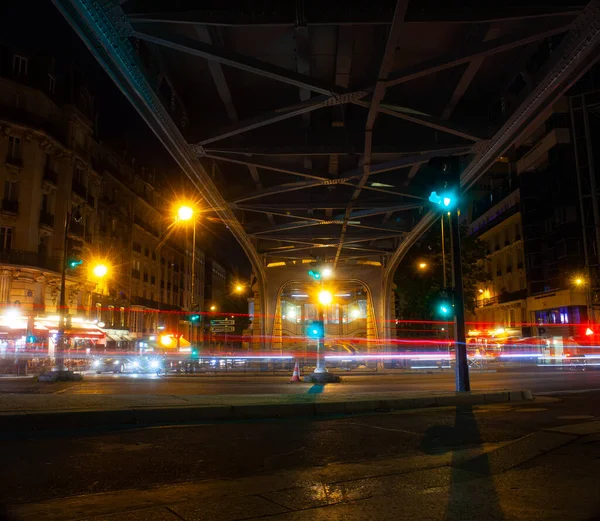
[55,209,70,372]
[191,220,196,347]
[315,305,327,373]
[441,216,447,288]
[449,210,470,391]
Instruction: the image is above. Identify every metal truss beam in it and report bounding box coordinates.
[127,5,580,27]
[204,142,473,156]
[261,233,404,243]
[197,94,364,145]
[385,0,600,317]
[335,0,409,267]
[355,101,484,141]
[235,201,420,211]
[132,28,358,97]
[251,220,333,236]
[386,24,573,88]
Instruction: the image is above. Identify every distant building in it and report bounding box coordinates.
[467,98,588,340]
[0,44,204,367]
[204,259,227,310]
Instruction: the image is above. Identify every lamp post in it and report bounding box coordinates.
[315,289,332,374]
[176,205,197,348]
[56,205,82,374]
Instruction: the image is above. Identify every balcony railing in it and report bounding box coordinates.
[39,211,55,228]
[0,250,61,272]
[69,221,84,237]
[5,155,23,167]
[43,166,59,185]
[478,289,528,308]
[1,199,19,214]
[130,296,180,311]
[72,180,87,198]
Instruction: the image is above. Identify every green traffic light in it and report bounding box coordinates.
[439,304,451,316]
[68,259,83,268]
[308,269,321,280]
[190,315,200,322]
[429,191,455,209]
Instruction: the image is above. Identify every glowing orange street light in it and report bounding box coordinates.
[418,262,428,270]
[177,205,194,222]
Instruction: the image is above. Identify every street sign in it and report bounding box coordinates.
[210,326,235,333]
[210,319,235,326]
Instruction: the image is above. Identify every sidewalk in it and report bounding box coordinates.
[0,389,532,431]
[8,415,600,521]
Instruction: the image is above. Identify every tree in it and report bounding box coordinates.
[394,218,490,325]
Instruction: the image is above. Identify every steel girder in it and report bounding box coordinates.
[383,0,600,333]
[127,5,580,26]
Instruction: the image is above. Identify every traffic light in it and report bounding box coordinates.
[427,156,461,210]
[66,238,84,269]
[308,269,321,280]
[189,313,201,322]
[438,303,452,316]
[191,348,199,359]
[436,290,453,317]
[307,320,323,338]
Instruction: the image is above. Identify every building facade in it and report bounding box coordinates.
[0,45,204,364]
[467,98,588,341]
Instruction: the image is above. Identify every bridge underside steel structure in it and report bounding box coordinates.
[54,0,600,350]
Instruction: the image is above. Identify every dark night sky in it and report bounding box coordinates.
[0,0,251,277]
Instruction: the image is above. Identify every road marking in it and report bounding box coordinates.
[346,422,424,436]
[53,385,81,394]
[546,420,600,435]
[536,388,600,396]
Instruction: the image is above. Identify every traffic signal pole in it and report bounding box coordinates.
[315,305,327,373]
[449,210,470,392]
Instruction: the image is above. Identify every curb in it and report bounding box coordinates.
[1,390,532,431]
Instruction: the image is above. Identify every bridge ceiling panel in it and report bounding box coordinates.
[73,0,592,265]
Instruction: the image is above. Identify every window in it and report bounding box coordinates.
[0,227,13,253]
[41,193,50,213]
[12,55,28,76]
[4,181,18,201]
[7,136,21,162]
[151,275,156,285]
[120,307,126,328]
[108,305,115,326]
[96,302,102,321]
[152,251,157,261]
[144,248,149,257]
[48,74,55,94]
[132,242,141,253]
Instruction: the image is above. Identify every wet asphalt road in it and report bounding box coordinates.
[2,367,600,395]
[1,392,599,506]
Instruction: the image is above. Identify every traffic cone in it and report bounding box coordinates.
[289,361,301,383]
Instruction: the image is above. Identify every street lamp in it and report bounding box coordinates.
[210,305,216,311]
[177,205,194,222]
[418,262,428,270]
[235,284,244,293]
[56,205,82,375]
[314,289,334,375]
[318,290,333,305]
[175,204,199,347]
[92,263,108,278]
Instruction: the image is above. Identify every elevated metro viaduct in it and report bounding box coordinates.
[53,0,600,353]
